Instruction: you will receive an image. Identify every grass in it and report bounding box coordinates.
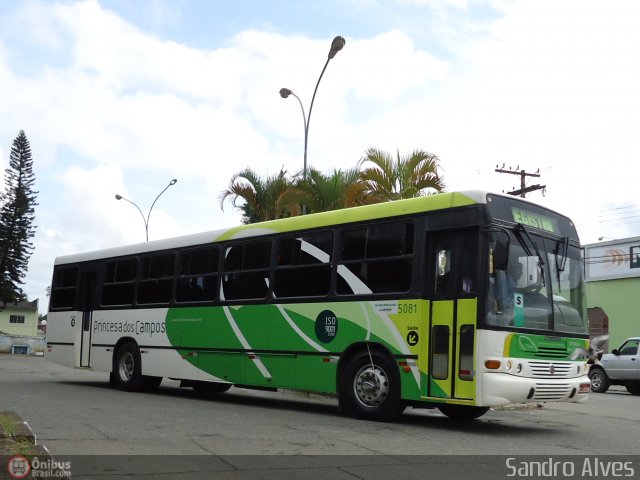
[14,439,38,456]
[0,414,15,438]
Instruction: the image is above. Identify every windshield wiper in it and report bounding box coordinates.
[514,223,546,286]
[555,236,570,289]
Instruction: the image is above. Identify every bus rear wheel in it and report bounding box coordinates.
[192,381,231,394]
[438,404,489,420]
[339,349,404,421]
[625,382,640,396]
[113,342,161,392]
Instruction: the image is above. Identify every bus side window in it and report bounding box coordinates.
[50,266,79,310]
[176,246,218,303]
[101,258,137,306]
[222,240,271,301]
[337,222,414,295]
[138,253,175,305]
[273,232,332,298]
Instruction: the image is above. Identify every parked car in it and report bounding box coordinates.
[588,337,640,395]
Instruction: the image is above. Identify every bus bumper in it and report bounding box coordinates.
[481,372,591,406]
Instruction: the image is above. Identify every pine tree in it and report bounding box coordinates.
[0,130,38,304]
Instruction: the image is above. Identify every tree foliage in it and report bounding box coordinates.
[219,167,300,224]
[0,130,38,304]
[220,146,445,224]
[359,147,445,202]
[292,167,370,214]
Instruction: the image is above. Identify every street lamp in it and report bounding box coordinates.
[115,178,177,242]
[280,35,345,212]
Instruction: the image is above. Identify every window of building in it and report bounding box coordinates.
[9,315,25,324]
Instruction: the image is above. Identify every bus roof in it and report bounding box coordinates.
[53,190,552,266]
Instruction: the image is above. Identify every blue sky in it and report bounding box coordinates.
[0,0,639,311]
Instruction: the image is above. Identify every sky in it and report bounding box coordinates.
[0,0,639,312]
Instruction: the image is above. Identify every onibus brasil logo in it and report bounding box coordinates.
[6,455,30,479]
[7,455,71,478]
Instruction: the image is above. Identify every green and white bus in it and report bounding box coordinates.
[46,190,591,421]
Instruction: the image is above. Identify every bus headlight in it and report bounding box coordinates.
[516,363,523,374]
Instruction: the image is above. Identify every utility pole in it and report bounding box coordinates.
[494,165,546,198]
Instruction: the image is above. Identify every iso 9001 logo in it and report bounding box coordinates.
[7,455,31,479]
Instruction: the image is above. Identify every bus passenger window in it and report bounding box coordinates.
[222,240,271,301]
[101,258,137,306]
[176,247,218,303]
[338,222,414,295]
[273,232,332,298]
[50,266,79,310]
[138,253,174,305]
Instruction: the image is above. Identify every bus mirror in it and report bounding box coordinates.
[493,234,509,271]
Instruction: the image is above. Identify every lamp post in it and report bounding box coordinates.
[280,35,345,213]
[115,178,177,242]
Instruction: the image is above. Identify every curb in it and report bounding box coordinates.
[0,411,50,458]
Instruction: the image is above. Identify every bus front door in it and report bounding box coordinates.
[427,231,479,401]
[78,272,97,367]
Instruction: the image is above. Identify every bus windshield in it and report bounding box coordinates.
[486,227,587,334]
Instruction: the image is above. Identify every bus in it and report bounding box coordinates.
[46,190,591,421]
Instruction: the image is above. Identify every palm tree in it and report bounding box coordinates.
[219,167,300,224]
[292,167,370,213]
[359,147,445,202]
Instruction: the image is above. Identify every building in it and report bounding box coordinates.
[584,236,640,349]
[0,299,39,337]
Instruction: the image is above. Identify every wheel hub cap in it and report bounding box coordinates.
[119,352,134,381]
[354,365,389,407]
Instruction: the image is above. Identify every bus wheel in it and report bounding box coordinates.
[192,381,231,394]
[625,382,640,396]
[340,350,404,421]
[438,404,489,420]
[113,342,145,392]
[588,367,609,393]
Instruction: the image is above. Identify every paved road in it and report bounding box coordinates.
[2,355,639,479]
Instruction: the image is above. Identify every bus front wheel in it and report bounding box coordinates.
[339,350,404,421]
[438,404,489,420]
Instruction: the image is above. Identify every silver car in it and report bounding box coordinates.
[589,337,640,395]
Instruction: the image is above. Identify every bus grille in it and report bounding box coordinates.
[533,383,573,401]
[528,361,574,378]
[533,347,568,359]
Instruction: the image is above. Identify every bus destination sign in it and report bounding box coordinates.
[511,206,559,233]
